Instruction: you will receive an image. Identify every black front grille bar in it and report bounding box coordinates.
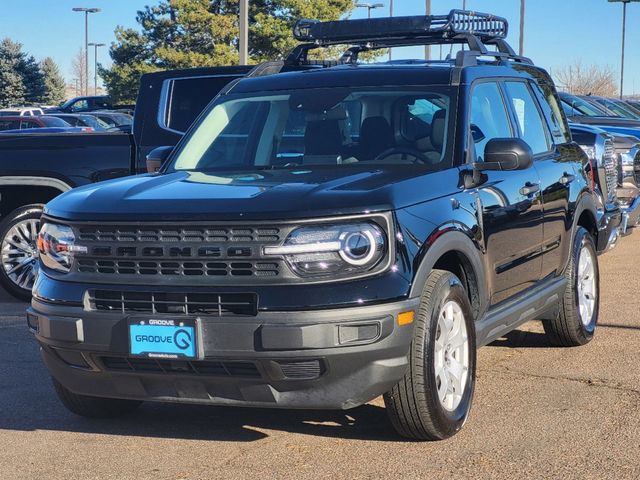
[89,290,258,316]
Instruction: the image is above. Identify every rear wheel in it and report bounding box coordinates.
[53,378,142,418]
[384,269,476,440]
[0,205,43,301]
[543,227,599,346]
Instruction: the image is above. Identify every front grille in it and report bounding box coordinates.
[100,356,260,377]
[69,223,289,284]
[76,259,279,278]
[76,226,282,243]
[88,289,258,316]
[603,139,617,202]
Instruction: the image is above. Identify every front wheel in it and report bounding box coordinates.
[0,205,43,301]
[384,269,476,440]
[543,226,599,346]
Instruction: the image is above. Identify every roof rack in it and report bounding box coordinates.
[286,10,532,67]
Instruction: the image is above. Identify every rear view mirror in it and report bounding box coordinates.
[474,138,533,171]
[146,146,173,173]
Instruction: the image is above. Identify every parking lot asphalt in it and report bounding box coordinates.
[0,235,639,480]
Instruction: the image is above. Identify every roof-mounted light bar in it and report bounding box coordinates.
[292,9,508,45]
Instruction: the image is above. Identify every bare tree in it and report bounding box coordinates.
[71,48,87,96]
[553,61,618,97]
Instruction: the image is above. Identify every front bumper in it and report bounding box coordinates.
[596,205,623,253]
[28,295,419,410]
[620,195,640,235]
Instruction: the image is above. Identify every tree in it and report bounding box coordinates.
[100,0,356,103]
[0,38,48,107]
[554,61,619,97]
[71,49,87,98]
[0,39,26,107]
[18,54,46,104]
[41,57,67,104]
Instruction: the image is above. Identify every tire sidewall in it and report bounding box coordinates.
[0,205,43,301]
[571,227,599,336]
[422,274,477,436]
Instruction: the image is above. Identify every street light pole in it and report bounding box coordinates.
[72,7,101,96]
[425,0,431,60]
[389,0,393,61]
[239,0,248,65]
[88,42,105,95]
[621,0,628,98]
[519,0,525,56]
[607,0,638,98]
[355,3,384,20]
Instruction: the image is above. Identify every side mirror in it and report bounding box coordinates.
[470,124,486,143]
[474,138,533,171]
[146,146,173,173]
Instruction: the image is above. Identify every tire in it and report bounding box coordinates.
[52,378,142,418]
[0,204,43,301]
[543,227,599,347]
[384,269,476,441]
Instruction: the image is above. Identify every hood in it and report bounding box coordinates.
[44,166,456,222]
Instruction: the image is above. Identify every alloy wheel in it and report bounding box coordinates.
[1,218,40,292]
[577,244,596,326]
[433,300,470,411]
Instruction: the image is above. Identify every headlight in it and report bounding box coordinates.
[578,145,596,161]
[37,223,86,273]
[264,223,386,278]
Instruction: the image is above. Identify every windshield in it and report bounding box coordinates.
[597,98,640,119]
[170,87,454,172]
[561,94,609,117]
[40,116,71,127]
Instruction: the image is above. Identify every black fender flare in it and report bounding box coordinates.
[409,228,489,317]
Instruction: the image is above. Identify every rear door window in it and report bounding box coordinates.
[20,120,39,129]
[530,82,569,144]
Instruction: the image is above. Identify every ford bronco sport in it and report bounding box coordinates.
[28,11,602,440]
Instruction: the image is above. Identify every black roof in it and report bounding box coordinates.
[231,60,545,94]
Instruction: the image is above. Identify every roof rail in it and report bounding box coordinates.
[288,10,532,67]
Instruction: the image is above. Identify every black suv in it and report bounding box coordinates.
[29,11,602,440]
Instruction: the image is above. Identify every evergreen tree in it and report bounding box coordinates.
[0,38,47,106]
[18,54,46,104]
[100,0,356,103]
[41,57,67,104]
[0,39,26,107]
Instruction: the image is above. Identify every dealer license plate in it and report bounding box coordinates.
[128,318,197,359]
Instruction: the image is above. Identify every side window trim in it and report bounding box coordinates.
[157,74,244,136]
[501,79,554,157]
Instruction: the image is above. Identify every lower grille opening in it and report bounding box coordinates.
[276,360,324,380]
[100,356,261,378]
[89,290,258,316]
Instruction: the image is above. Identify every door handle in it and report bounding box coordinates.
[560,173,576,185]
[520,182,540,196]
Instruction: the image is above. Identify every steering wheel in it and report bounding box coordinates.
[374,146,429,164]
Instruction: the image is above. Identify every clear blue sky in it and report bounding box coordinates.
[1,0,639,94]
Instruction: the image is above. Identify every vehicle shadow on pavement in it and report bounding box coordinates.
[2,395,401,442]
[488,328,552,349]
